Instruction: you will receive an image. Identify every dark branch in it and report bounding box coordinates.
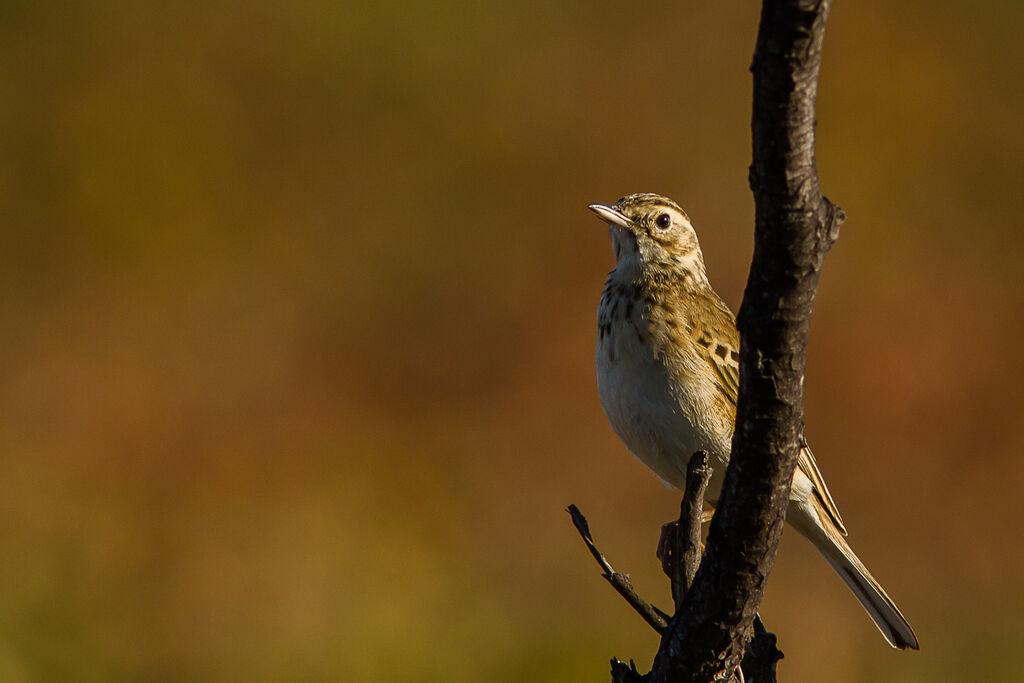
[606,451,716,683]
[658,451,712,613]
[649,1,842,681]
[676,453,712,602]
[605,450,782,683]
[610,658,646,683]
[743,617,783,683]
[567,505,669,634]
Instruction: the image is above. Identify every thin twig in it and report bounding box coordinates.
[567,504,669,633]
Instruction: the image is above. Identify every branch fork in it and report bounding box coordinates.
[569,452,782,683]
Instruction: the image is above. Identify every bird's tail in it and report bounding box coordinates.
[788,500,920,650]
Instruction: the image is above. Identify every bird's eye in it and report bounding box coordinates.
[655,213,672,229]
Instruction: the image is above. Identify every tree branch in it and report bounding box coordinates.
[659,452,712,613]
[648,1,843,681]
[567,504,669,634]
[597,451,782,683]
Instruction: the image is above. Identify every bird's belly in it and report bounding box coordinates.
[596,336,729,497]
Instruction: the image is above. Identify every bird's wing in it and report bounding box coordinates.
[695,294,847,534]
[797,439,847,534]
[691,295,742,406]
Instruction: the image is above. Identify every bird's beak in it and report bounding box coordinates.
[588,203,632,229]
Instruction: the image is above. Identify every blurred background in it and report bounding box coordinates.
[1,1,1021,680]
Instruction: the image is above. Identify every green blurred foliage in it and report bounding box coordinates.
[1,1,1022,680]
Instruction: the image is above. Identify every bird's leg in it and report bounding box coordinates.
[658,507,714,575]
[656,520,678,576]
[658,507,715,586]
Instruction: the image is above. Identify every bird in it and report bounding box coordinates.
[590,192,919,650]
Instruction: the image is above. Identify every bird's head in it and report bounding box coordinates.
[589,193,707,284]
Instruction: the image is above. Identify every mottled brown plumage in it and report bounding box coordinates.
[591,193,918,650]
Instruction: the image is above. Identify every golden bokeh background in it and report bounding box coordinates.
[2,1,1022,680]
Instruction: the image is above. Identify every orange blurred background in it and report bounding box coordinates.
[1,1,1022,680]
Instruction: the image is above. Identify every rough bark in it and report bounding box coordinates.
[647,1,844,681]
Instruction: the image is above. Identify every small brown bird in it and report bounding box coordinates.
[590,192,918,650]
